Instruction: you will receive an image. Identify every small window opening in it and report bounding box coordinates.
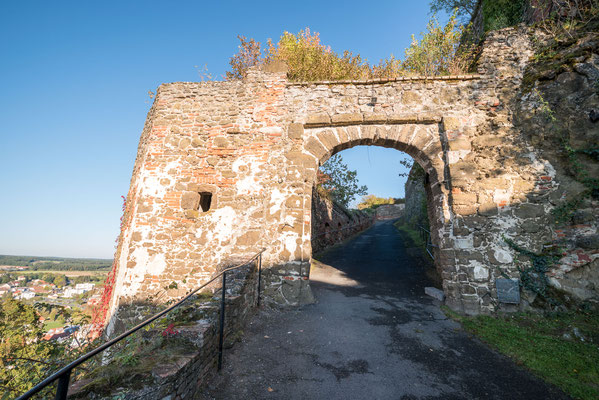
[199,192,212,212]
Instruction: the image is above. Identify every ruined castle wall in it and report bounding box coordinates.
[105,26,581,329]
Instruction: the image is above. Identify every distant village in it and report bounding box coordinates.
[0,265,104,343]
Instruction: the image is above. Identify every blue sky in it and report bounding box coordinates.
[0,1,447,258]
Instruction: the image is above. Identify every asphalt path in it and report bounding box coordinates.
[199,220,569,400]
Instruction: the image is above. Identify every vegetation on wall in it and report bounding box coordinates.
[226,12,474,81]
[503,237,562,307]
[530,80,599,225]
[482,0,526,31]
[403,12,476,76]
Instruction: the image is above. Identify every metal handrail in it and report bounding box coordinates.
[418,225,436,260]
[16,249,265,400]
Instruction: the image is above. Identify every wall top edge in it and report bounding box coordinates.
[287,74,482,86]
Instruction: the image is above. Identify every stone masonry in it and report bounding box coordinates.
[104,26,590,333]
[311,188,374,254]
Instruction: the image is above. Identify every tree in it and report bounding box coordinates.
[0,298,64,398]
[225,35,263,80]
[317,154,367,208]
[429,0,478,22]
[52,274,67,288]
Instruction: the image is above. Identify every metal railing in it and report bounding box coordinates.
[16,249,265,400]
[418,225,436,260]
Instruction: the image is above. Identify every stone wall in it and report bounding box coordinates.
[514,27,599,305]
[74,259,259,399]
[403,165,428,228]
[102,25,593,326]
[375,204,405,220]
[311,188,374,253]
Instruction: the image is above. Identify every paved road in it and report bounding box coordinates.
[200,220,568,400]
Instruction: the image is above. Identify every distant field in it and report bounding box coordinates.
[21,270,110,277]
[43,320,64,331]
[0,254,112,271]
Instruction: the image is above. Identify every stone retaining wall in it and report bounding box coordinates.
[311,188,374,253]
[74,260,259,399]
[375,204,405,220]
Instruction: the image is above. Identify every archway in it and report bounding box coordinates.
[292,119,451,303]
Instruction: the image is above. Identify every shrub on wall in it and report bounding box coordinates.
[226,15,475,81]
[482,0,526,31]
[403,12,475,76]
[265,29,370,81]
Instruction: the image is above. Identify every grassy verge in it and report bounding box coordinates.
[393,220,442,287]
[443,307,599,400]
[393,220,425,248]
[43,319,65,331]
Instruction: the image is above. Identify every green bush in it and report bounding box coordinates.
[482,0,526,31]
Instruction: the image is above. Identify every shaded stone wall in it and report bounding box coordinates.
[375,204,405,220]
[104,26,584,330]
[404,165,427,228]
[515,28,599,304]
[311,188,374,253]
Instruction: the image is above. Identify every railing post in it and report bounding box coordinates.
[218,271,226,371]
[257,253,262,307]
[54,369,71,400]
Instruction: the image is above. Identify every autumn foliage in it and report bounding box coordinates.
[226,14,474,81]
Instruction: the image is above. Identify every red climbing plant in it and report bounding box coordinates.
[89,195,128,339]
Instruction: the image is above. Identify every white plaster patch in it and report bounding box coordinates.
[493,189,511,207]
[447,150,471,164]
[143,176,162,197]
[203,206,237,243]
[284,234,298,255]
[119,246,166,298]
[259,126,283,135]
[548,277,562,289]
[147,253,166,275]
[269,189,285,215]
[473,264,489,280]
[284,214,295,227]
[232,155,264,196]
